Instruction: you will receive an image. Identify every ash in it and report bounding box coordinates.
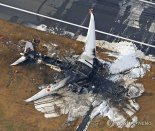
[33,41,151,130]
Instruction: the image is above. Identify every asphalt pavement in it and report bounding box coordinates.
[0,0,155,54]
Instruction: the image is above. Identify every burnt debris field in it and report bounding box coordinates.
[0,19,155,131]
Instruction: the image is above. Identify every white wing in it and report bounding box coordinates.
[25,77,70,102]
[11,56,27,66]
[24,41,34,53]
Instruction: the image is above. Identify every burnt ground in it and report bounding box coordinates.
[0,19,155,131]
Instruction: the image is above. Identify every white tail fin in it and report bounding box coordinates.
[24,41,34,53]
[84,10,96,57]
[78,10,96,67]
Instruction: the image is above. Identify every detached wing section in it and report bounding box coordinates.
[11,56,27,66]
[24,41,34,53]
[79,11,96,67]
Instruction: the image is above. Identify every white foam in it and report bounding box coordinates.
[32,40,152,129]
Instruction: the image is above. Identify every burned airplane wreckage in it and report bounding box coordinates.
[11,10,149,130]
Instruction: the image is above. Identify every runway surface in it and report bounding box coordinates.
[0,0,155,54]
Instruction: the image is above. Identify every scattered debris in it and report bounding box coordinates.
[33,41,151,130]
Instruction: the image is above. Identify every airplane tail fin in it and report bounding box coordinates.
[78,9,96,67]
[84,9,96,57]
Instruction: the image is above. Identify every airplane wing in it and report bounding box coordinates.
[25,76,70,102]
[25,69,87,102]
[78,10,96,67]
[24,41,34,53]
[25,10,97,102]
[11,56,27,66]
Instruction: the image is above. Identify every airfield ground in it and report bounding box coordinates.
[0,19,155,131]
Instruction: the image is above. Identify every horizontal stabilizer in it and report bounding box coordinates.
[24,41,34,53]
[11,56,27,66]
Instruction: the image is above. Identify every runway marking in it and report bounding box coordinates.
[138,0,155,6]
[0,2,155,48]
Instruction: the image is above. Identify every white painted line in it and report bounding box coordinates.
[138,0,155,6]
[0,3,155,48]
